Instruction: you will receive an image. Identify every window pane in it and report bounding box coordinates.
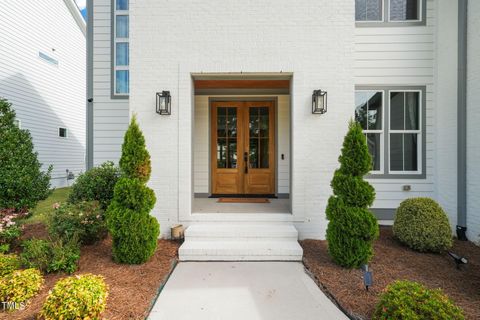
[390,133,403,171]
[404,133,418,171]
[116,15,129,38]
[356,0,382,21]
[249,108,259,137]
[249,139,259,168]
[116,0,128,10]
[390,0,419,21]
[366,133,381,171]
[405,92,419,130]
[227,108,237,138]
[260,138,269,168]
[217,108,226,137]
[116,43,129,66]
[367,92,383,130]
[390,92,405,130]
[217,138,226,168]
[228,139,237,168]
[355,92,368,130]
[115,70,129,94]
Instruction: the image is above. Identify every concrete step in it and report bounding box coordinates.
[179,223,303,261]
[179,240,303,261]
[184,223,299,241]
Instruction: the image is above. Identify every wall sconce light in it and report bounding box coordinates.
[156,91,171,115]
[312,89,327,114]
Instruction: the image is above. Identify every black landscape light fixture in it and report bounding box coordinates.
[312,89,327,114]
[156,91,171,115]
[362,264,373,291]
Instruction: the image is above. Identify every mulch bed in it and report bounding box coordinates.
[301,227,480,320]
[3,223,180,320]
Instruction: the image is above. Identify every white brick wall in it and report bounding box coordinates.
[467,0,480,244]
[128,0,355,239]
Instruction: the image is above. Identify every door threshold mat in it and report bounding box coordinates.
[217,198,271,203]
[210,194,277,199]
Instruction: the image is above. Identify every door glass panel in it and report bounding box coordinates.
[249,107,270,169]
[216,107,237,168]
[217,138,227,168]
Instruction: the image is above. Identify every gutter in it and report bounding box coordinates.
[86,0,94,170]
[457,0,468,240]
[63,0,86,36]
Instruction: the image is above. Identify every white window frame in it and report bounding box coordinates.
[387,0,422,23]
[355,90,385,174]
[58,127,68,138]
[388,89,422,175]
[355,0,385,24]
[113,3,129,97]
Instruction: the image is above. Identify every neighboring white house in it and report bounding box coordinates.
[0,0,86,188]
[87,0,479,260]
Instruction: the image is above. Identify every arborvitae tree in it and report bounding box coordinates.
[106,116,160,264]
[326,121,379,268]
[0,98,51,210]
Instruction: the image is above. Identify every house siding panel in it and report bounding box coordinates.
[0,0,86,188]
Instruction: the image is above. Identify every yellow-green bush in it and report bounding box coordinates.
[393,198,453,252]
[41,274,108,320]
[0,268,43,304]
[373,280,464,320]
[0,253,20,277]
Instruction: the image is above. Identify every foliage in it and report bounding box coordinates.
[106,116,160,264]
[326,121,379,268]
[25,187,71,225]
[20,238,80,274]
[373,280,464,320]
[393,198,453,252]
[0,98,52,210]
[0,208,28,249]
[68,162,120,209]
[0,244,9,254]
[0,253,21,277]
[41,274,108,320]
[0,268,44,305]
[48,201,107,245]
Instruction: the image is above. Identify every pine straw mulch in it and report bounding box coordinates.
[301,227,480,320]
[4,223,180,320]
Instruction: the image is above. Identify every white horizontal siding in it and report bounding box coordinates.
[0,0,86,188]
[354,0,436,210]
[92,0,129,166]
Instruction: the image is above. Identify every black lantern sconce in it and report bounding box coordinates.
[156,91,171,115]
[312,89,327,114]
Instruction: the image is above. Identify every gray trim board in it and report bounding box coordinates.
[356,85,427,179]
[86,0,94,170]
[371,208,395,220]
[356,0,426,27]
[457,0,468,229]
[110,0,129,100]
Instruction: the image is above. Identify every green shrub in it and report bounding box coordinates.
[20,238,80,274]
[0,253,21,277]
[373,280,464,320]
[0,98,52,210]
[0,225,21,250]
[0,244,9,254]
[68,161,120,209]
[0,268,44,305]
[393,198,453,252]
[326,121,379,268]
[48,201,107,245]
[106,116,160,264]
[41,274,108,320]
[21,239,51,272]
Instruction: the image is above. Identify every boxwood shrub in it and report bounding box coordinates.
[393,198,453,252]
[68,161,120,209]
[373,280,464,320]
[41,274,108,320]
[0,268,44,306]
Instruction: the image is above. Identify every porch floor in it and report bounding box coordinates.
[192,198,291,214]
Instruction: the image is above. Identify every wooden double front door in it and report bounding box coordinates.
[211,101,275,195]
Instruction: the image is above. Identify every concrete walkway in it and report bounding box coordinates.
[148,262,348,320]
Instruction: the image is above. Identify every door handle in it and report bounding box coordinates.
[244,152,248,174]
